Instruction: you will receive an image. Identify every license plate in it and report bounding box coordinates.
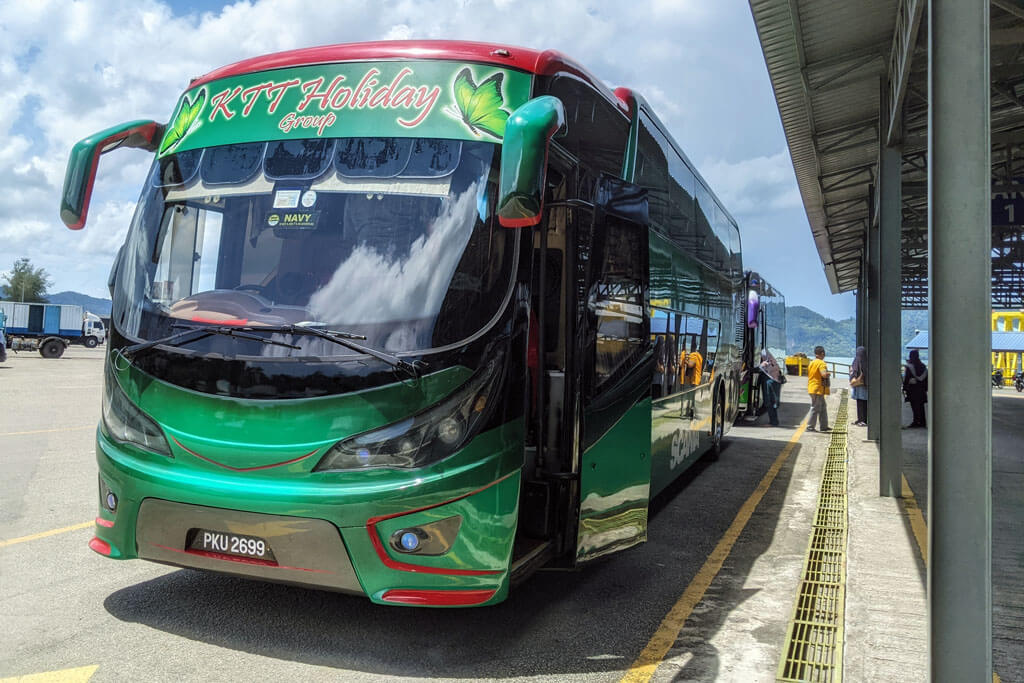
[188,528,275,562]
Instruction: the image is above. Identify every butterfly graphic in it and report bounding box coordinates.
[159,89,206,155]
[444,68,510,139]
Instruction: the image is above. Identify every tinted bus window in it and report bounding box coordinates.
[591,217,646,391]
[543,76,629,180]
[695,183,723,269]
[637,114,669,231]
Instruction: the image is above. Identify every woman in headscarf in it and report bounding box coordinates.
[850,345,868,426]
[759,349,782,426]
[903,349,928,428]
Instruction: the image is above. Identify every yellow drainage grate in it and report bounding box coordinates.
[778,391,850,682]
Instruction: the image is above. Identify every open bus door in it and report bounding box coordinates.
[573,175,652,563]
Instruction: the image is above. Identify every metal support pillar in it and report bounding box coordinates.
[878,82,902,497]
[866,190,882,441]
[928,0,992,679]
[856,266,867,350]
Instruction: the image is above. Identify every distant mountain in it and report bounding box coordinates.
[785,305,931,360]
[47,291,112,316]
[785,305,856,358]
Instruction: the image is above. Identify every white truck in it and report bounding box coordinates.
[0,302,106,358]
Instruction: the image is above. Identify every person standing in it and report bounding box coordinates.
[903,349,928,428]
[806,345,830,432]
[759,349,782,426]
[850,345,868,426]
[0,308,7,363]
[680,341,703,387]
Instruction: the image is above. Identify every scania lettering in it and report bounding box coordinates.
[64,41,747,607]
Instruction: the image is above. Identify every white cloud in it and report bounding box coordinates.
[700,149,803,215]
[0,0,848,317]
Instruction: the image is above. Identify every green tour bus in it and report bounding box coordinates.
[63,41,746,607]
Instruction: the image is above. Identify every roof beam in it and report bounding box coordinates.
[991,0,1024,20]
[887,0,926,145]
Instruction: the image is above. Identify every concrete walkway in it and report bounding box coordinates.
[844,413,928,681]
[669,376,1021,682]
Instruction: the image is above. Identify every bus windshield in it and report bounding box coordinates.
[114,137,515,357]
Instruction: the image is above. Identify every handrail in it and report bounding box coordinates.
[784,356,852,377]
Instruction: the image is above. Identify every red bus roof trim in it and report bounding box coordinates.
[188,40,628,115]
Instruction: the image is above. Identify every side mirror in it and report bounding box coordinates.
[747,290,760,328]
[61,120,164,230]
[497,96,565,228]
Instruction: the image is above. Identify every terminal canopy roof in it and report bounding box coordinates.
[748,0,1024,308]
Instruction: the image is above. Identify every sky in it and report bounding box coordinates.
[0,0,857,319]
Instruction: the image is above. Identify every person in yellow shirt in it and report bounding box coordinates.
[806,345,830,432]
[680,342,703,386]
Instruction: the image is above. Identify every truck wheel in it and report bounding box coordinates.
[40,339,64,359]
[84,336,98,348]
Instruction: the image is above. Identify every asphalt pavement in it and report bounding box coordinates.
[0,347,837,682]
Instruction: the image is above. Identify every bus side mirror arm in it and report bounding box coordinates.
[497,96,565,228]
[61,120,165,230]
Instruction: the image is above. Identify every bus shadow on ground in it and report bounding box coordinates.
[103,407,804,679]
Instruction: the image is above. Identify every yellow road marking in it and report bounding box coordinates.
[900,476,1001,683]
[0,665,98,682]
[0,521,94,548]
[621,420,808,683]
[0,426,95,437]
[901,474,929,564]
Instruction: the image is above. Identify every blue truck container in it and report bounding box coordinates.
[0,302,105,358]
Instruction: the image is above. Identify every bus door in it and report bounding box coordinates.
[575,175,653,563]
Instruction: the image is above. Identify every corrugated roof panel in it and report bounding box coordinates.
[906,332,1024,353]
[749,0,900,294]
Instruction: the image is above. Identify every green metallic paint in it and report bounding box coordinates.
[114,359,472,471]
[157,61,533,157]
[496,96,565,227]
[61,120,162,229]
[576,398,652,562]
[351,470,520,604]
[94,351,526,604]
[621,98,639,183]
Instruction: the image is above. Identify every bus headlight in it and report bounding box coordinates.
[102,366,172,457]
[315,354,504,471]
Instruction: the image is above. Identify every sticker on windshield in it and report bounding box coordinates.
[267,210,319,229]
[301,190,317,207]
[273,189,301,208]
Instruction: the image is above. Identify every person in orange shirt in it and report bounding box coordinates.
[806,345,830,432]
[680,341,703,386]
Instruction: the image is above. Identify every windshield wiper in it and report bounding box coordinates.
[119,324,301,359]
[272,324,428,379]
[119,323,426,378]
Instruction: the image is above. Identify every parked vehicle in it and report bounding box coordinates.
[0,302,105,357]
[1014,371,1023,392]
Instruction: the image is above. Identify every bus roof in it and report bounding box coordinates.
[189,40,628,115]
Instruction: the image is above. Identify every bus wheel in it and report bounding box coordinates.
[40,340,64,359]
[709,395,725,460]
[84,336,98,348]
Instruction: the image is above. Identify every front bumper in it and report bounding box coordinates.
[136,498,363,593]
[91,428,521,606]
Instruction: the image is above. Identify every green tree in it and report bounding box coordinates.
[2,258,52,302]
